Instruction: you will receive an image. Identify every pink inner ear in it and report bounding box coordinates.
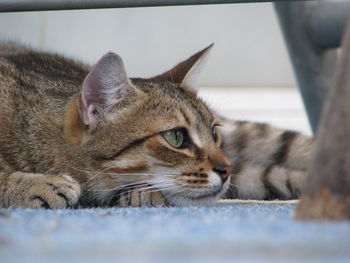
[78,93,89,125]
[153,43,213,85]
[82,73,104,107]
[78,52,133,126]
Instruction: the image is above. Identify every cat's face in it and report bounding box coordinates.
[67,45,233,206]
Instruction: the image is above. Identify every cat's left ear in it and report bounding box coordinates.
[153,44,213,90]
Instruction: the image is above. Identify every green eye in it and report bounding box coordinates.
[212,127,217,141]
[212,124,222,142]
[162,129,185,148]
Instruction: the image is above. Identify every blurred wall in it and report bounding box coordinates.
[0,3,296,87]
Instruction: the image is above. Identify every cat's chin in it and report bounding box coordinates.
[165,181,229,207]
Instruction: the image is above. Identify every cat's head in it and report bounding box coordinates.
[64,45,233,206]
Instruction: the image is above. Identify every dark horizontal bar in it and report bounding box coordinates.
[0,0,316,13]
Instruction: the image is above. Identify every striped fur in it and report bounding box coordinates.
[221,119,313,200]
[0,42,313,209]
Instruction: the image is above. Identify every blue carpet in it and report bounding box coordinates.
[1,203,350,263]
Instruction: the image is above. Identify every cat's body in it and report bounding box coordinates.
[0,42,313,208]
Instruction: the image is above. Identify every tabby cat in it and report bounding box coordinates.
[0,42,313,209]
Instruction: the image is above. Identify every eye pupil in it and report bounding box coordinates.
[212,127,218,141]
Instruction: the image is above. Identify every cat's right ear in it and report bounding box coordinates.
[153,44,213,90]
[78,52,135,129]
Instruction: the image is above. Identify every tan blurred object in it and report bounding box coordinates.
[296,17,350,221]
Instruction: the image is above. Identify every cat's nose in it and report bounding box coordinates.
[213,163,233,183]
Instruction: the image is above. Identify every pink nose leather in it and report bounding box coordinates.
[213,164,233,182]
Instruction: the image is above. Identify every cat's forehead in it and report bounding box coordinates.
[131,78,215,126]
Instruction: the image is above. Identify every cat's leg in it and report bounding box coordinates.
[220,119,314,171]
[0,172,81,209]
[220,119,313,200]
[110,185,167,207]
[224,162,305,200]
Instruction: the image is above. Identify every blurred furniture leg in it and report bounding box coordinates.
[274,0,350,133]
[295,13,350,220]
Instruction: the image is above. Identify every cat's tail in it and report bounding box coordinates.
[220,118,314,200]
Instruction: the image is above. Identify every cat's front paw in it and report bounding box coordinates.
[118,186,167,207]
[26,174,81,209]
